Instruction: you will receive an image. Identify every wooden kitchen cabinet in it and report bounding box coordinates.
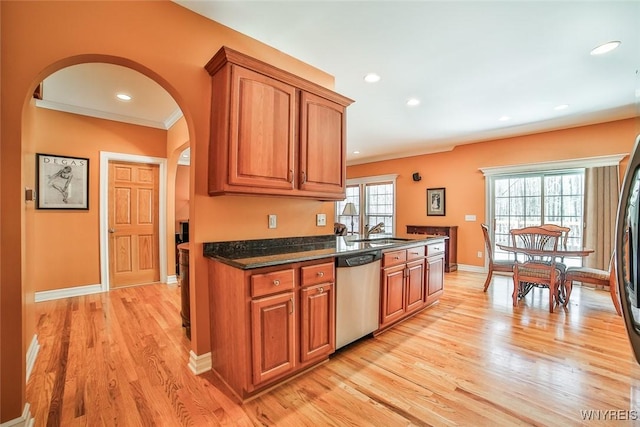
[380,247,426,329]
[300,261,335,363]
[205,46,353,200]
[208,257,336,401]
[250,291,296,385]
[425,241,445,306]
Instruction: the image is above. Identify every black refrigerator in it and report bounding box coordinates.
[616,134,640,363]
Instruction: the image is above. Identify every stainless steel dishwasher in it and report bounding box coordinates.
[335,250,382,349]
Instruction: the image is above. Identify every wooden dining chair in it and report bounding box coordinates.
[481,223,514,291]
[510,226,563,312]
[563,252,622,316]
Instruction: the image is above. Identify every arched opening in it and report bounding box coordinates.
[23,56,193,353]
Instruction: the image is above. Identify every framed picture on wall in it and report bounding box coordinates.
[36,153,89,210]
[427,187,445,216]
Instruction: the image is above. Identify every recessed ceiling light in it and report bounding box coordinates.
[498,115,510,121]
[590,41,621,55]
[554,104,569,110]
[364,73,381,83]
[116,93,132,101]
[353,150,360,154]
[406,98,420,107]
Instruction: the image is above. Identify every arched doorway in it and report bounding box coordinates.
[27,60,187,299]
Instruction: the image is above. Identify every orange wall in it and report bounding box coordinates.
[175,165,190,224]
[25,106,167,292]
[348,118,639,269]
[1,1,338,420]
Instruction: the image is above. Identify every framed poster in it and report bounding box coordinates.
[427,187,445,216]
[36,153,89,210]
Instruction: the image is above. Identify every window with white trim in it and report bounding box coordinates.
[335,175,397,236]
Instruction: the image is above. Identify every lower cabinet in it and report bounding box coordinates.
[379,242,445,331]
[208,258,335,401]
[425,241,445,306]
[250,291,296,385]
[380,246,426,328]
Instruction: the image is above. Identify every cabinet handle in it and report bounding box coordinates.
[319,287,324,294]
[290,297,294,314]
[317,271,324,277]
[273,279,280,286]
[394,256,400,260]
[411,252,419,255]
[301,171,307,184]
[288,169,293,183]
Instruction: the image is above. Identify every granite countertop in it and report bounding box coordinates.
[204,234,447,269]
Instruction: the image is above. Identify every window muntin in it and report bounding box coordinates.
[493,170,584,266]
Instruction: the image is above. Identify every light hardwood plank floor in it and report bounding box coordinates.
[27,272,640,426]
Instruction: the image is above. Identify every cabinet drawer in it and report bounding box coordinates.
[406,246,425,260]
[427,242,445,255]
[301,262,335,286]
[251,269,295,298]
[383,250,407,267]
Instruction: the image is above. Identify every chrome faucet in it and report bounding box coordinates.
[364,222,385,238]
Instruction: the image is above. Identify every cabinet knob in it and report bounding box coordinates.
[394,256,399,260]
[300,171,307,184]
[319,287,324,293]
[288,169,293,183]
[273,279,280,286]
[317,271,324,277]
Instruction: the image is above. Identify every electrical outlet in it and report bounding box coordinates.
[477,251,483,258]
[268,214,277,229]
[316,213,327,226]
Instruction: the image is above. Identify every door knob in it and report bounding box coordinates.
[108,228,116,233]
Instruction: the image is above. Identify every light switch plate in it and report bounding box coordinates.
[465,214,477,221]
[268,214,277,229]
[316,213,327,226]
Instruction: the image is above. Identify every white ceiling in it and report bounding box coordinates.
[39,1,640,166]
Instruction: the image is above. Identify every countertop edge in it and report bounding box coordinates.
[205,236,447,270]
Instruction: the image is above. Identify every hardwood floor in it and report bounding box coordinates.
[27,272,640,426]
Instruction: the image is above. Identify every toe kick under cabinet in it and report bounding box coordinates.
[208,258,335,401]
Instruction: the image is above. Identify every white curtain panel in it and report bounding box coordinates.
[584,165,619,271]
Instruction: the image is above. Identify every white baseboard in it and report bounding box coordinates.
[457,264,486,273]
[189,351,212,375]
[166,275,178,285]
[26,335,39,382]
[34,283,103,302]
[0,403,33,427]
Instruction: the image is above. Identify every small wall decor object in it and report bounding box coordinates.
[36,153,89,210]
[427,187,445,216]
[412,172,422,182]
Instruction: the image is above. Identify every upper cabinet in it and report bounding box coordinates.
[205,46,354,200]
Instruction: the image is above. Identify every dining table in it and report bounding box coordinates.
[497,244,594,305]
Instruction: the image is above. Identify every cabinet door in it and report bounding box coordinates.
[381,265,406,326]
[229,66,296,190]
[299,92,346,196]
[426,255,445,304]
[251,291,296,385]
[300,282,335,363]
[405,260,425,313]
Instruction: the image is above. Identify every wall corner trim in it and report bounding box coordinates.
[188,351,212,375]
[26,335,40,382]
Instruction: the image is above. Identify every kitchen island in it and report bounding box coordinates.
[204,234,446,401]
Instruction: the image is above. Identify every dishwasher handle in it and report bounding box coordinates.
[336,251,382,268]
